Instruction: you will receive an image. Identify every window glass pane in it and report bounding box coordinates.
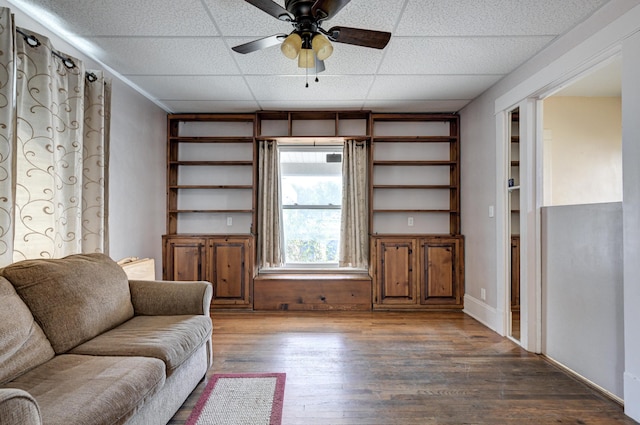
[280,146,342,265]
[281,176,341,206]
[283,209,341,263]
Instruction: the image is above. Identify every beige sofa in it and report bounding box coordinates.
[0,253,213,425]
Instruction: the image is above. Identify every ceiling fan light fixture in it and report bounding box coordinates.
[297,48,315,68]
[312,33,333,60]
[280,33,302,59]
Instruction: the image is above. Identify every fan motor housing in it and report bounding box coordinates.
[285,0,315,17]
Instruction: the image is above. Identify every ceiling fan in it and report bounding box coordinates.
[232,0,392,72]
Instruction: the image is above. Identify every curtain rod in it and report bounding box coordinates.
[15,28,98,82]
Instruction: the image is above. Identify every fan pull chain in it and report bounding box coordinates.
[305,66,309,88]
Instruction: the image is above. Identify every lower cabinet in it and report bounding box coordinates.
[162,235,254,309]
[371,235,464,310]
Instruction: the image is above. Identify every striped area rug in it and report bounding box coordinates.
[185,373,286,425]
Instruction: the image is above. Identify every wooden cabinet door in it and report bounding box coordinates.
[207,236,253,307]
[162,236,206,281]
[374,238,417,305]
[420,237,464,308]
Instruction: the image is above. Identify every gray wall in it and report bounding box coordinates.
[541,203,624,398]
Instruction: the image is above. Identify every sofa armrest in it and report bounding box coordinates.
[0,388,42,425]
[129,280,212,316]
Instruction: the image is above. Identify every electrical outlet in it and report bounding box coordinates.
[480,288,486,300]
[226,216,233,226]
[408,216,414,226]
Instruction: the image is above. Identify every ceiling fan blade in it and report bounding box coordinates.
[311,0,351,21]
[232,34,287,54]
[244,0,292,21]
[327,26,391,49]
[316,58,325,73]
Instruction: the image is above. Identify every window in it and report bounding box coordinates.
[280,146,343,266]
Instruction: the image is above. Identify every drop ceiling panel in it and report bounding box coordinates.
[18,0,219,36]
[204,0,288,37]
[126,76,255,101]
[258,100,366,111]
[363,99,471,113]
[396,0,609,36]
[319,0,405,33]
[379,36,555,75]
[368,75,502,100]
[86,37,239,75]
[161,100,261,113]
[246,75,375,102]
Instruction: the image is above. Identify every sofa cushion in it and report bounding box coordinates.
[2,354,166,425]
[0,277,55,385]
[0,388,42,425]
[0,253,134,354]
[70,315,212,376]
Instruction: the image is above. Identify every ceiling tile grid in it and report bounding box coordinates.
[7,0,613,113]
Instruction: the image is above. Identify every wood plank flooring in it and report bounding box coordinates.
[169,311,635,425]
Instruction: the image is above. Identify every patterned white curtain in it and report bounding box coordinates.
[257,140,284,268]
[0,8,15,267]
[339,139,368,268]
[0,7,110,266]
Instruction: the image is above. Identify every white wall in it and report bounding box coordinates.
[541,203,623,399]
[622,29,640,421]
[3,1,168,277]
[460,0,640,418]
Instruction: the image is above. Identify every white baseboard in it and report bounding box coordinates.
[463,294,503,335]
[624,372,640,421]
[545,355,624,405]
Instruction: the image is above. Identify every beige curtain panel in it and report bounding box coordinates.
[0,7,111,266]
[257,140,284,268]
[339,140,368,269]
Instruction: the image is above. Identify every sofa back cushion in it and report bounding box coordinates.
[0,253,134,354]
[0,276,55,384]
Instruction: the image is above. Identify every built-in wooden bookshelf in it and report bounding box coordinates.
[164,111,464,311]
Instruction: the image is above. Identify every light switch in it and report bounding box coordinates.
[489,205,495,218]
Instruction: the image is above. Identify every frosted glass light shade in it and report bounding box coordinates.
[298,48,315,68]
[281,33,302,59]
[312,34,333,60]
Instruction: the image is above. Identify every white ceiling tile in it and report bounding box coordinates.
[246,75,375,102]
[368,75,502,100]
[86,37,239,75]
[363,100,472,113]
[126,76,254,101]
[378,36,554,75]
[162,100,261,114]
[396,0,608,36]
[204,0,292,37]
[321,0,405,33]
[16,0,218,36]
[259,100,366,111]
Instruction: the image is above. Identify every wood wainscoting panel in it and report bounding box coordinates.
[253,273,372,311]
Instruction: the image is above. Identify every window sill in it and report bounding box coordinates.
[259,266,368,275]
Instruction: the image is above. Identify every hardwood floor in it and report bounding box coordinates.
[169,311,635,425]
